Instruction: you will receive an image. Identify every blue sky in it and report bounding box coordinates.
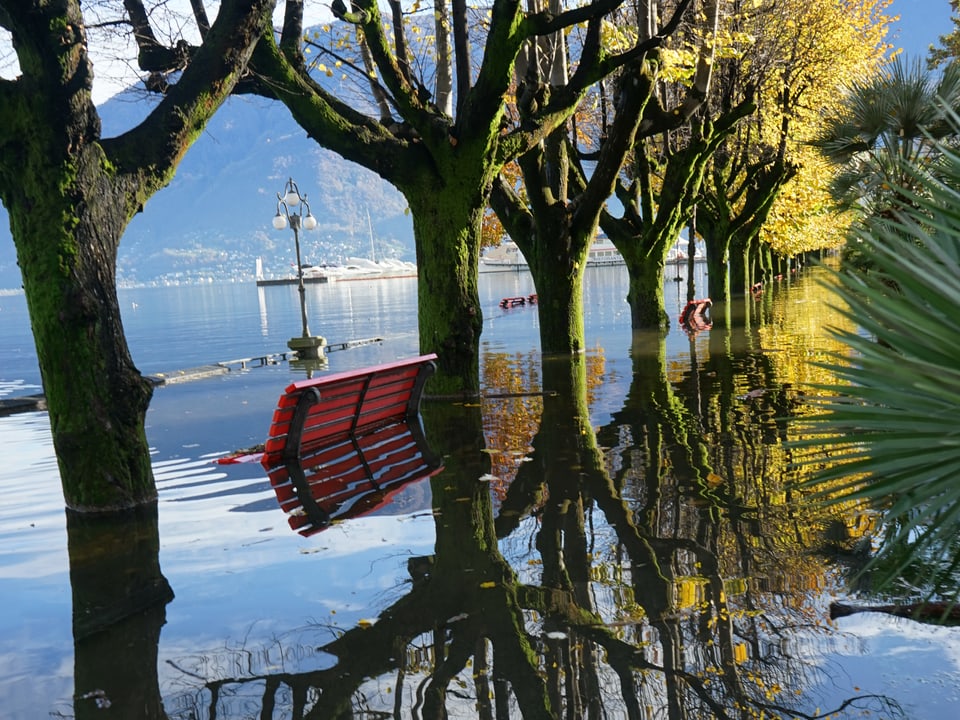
[889,0,954,59]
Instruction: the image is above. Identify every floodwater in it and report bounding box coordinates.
[1,264,959,719]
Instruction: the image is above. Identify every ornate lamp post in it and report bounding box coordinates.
[273,177,327,360]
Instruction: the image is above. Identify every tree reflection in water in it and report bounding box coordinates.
[64,301,903,719]
[67,505,172,720]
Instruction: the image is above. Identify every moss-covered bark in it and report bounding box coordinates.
[250,7,526,395]
[699,152,797,298]
[11,151,156,509]
[602,107,752,330]
[491,61,656,354]
[494,134,595,355]
[409,184,486,395]
[604,143,703,330]
[0,0,275,510]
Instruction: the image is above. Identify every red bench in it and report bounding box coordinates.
[499,294,537,308]
[261,353,437,465]
[257,354,441,534]
[679,298,712,332]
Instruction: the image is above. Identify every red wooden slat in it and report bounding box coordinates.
[260,354,436,474]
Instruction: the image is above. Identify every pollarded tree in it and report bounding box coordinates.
[491,0,748,340]
[244,0,662,392]
[0,1,275,511]
[490,0,694,353]
[595,0,756,329]
[697,0,893,298]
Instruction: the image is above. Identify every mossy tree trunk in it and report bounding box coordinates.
[493,57,656,355]
[250,0,634,394]
[696,166,733,302]
[602,129,711,330]
[409,184,487,394]
[10,153,157,509]
[698,156,799,300]
[729,231,753,295]
[601,103,753,330]
[699,151,797,297]
[487,138,590,355]
[0,0,275,510]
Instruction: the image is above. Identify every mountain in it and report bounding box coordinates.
[0,89,413,289]
[0,4,950,290]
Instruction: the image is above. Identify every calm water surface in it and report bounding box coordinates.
[1,266,959,719]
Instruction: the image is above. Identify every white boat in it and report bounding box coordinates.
[255,256,416,285]
[480,237,625,272]
[587,237,625,266]
[302,258,417,281]
[480,236,703,273]
[479,240,528,271]
[668,239,706,264]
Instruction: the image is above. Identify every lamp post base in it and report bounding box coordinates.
[288,335,328,360]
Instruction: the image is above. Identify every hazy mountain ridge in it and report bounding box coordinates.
[0,2,939,290]
[0,86,414,289]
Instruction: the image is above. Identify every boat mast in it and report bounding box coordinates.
[367,209,376,261]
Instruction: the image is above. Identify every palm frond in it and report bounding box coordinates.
[794,108,960,601]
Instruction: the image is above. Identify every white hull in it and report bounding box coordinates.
[479,238,704,273]
[258,257,417,283]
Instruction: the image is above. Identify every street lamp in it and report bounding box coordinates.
[274,177,327,361]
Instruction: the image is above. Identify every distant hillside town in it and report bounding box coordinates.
[0,90,415,290]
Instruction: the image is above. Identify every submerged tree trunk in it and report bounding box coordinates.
[603,104,753,330]
[729,231,752,295]
[12,152,156,509]
[706,245,731,303]
[623,237,674,328]
[700,155,797,297]
[69,505,172,719]
[605,136,700,331]
[532,250,588,354]
[410,187,485,395]
[0,0,274,510]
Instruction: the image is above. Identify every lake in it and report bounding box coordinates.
[2,265,959,719]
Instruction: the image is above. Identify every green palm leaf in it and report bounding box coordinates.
[796,112,960,601]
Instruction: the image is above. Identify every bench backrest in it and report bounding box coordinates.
[261,353,437,465]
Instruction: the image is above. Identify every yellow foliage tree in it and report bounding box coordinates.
[696,0,894,296]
